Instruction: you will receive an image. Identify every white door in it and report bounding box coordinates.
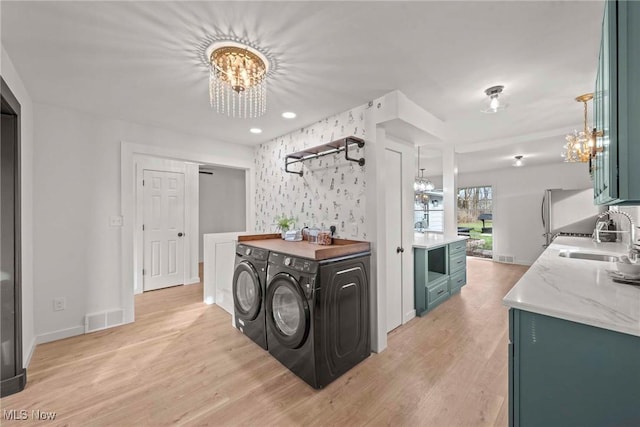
[385,148,403,332]
[143,170,185,291]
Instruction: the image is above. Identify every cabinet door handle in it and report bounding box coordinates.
[437,289,446,295]
[396,247,404,253]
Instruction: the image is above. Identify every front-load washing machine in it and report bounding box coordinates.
[265,251,371,389]
[233,243,269,350]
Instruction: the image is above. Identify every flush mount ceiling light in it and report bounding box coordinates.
[562,93,597,163]
[206,41,269,119]
[249,128,263,134]
[282,112,296,119]
[414,147,435,192]
[513,155,524,167]
[481,85,508,113]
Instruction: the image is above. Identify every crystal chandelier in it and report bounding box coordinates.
[414,147,435,192]
[208,43,268,118]
[562,93,594,163]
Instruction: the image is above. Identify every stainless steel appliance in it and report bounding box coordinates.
[542,188,606,246]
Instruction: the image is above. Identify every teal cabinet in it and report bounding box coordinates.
[593,0,640,205]
[414,240,467,316]
[509,309,640,426]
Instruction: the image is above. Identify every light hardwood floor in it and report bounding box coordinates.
[1,258,528,426]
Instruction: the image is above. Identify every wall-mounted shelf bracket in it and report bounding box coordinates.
[284,136,365,177]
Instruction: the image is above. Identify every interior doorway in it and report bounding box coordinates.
[457,185,493,259]
[1,77,25,396]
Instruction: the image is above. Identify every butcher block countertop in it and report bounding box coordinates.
[238,233,370,261]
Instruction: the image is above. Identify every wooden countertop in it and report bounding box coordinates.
[238,234,370,261]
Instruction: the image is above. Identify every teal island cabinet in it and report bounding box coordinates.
[504,236,640,427]
[414,234,467,316]
[592,0,640,205]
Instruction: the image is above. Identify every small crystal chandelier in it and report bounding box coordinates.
[414,147,435,192]
[207,42,268,118]
[562,93,594,163]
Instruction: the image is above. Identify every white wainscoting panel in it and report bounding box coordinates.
[203,232,243,317]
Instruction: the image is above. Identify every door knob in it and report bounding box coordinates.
[396,247,404,253]
[178,232,184,237]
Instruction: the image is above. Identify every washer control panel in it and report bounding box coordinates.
[237,244,268,261]
[269,252,318,274]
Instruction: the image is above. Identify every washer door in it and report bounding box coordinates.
[233,261,262,321]
[266,273,310,349]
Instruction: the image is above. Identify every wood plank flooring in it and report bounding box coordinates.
[1,258,528,426]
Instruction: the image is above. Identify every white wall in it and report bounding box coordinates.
[199,168,246,262]
[458,161,592,265]
[1,45,36,367]
[33,102,254,342]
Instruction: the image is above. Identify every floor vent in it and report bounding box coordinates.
[497,255,515,264]
[85,309,125,333]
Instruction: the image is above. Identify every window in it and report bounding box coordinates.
[457,186,493,258]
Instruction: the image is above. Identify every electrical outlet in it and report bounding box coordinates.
[53,297,66,311]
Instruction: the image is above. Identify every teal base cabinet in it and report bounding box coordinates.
[593,0,640,205]
[414,239,467,316]
[509,309,640,426]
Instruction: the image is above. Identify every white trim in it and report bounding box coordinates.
[203,232,243,326]
[23,337,36,369]
[121,141,255,325]
[186,276,201,285]
[36,325,84,344]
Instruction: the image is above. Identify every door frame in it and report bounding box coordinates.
[0,76,25,396]
[121,141,255,324]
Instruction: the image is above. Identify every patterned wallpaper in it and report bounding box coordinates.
[254,103,372,239]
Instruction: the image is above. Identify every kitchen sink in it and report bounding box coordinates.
[558,251,619,262]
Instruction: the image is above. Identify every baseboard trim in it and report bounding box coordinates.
[185,276,201,285]
[23,337,36,369]
[36,325,84,344]
[404,309,416,324]
[0,368,26,397]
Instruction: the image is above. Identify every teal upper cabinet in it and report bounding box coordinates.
[593,0,640,205]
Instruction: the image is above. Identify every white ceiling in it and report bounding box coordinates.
[1,1,604,164]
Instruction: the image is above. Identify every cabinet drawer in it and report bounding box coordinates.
[448,240,466,256]
[427,280,449,306]
[449,270,466,293]
[449,252,466,273]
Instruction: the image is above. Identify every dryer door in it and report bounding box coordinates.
[233,261,262,321]
[266,273,310,349]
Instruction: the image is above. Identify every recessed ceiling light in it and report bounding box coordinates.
[250,128,262,134]
[282,112,297,119]
[513,155,524,167]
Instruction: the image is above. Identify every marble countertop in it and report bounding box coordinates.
[503,236,640,337]
[413,232,468,249]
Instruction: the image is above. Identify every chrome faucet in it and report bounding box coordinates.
[594,210,637,259]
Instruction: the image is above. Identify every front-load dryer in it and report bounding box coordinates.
[265,251,371,389]
[233,244,269,350]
